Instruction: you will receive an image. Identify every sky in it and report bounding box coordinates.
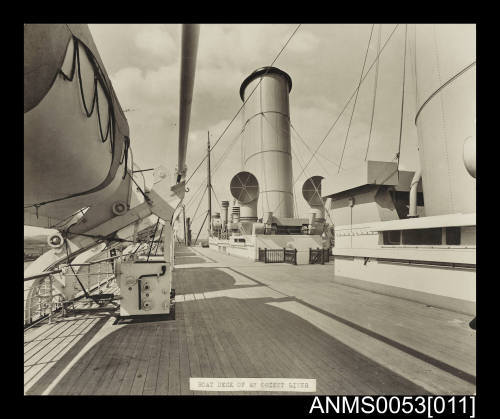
[88,24,420,239]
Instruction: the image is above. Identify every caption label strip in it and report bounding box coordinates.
[190,377,316,392]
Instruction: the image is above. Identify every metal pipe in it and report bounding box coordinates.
[408,167,422,218]
[177,24,200,181]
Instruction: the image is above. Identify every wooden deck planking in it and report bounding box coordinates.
[74,324,123,395]
[130,324,161,395]
[189,301,234,395]
[260,300,375,394]
[24,318,101,395]
[175,303,194,395]
[231,297,329,395]
[180,271,254,395]
[117,326,150,395]
[142,324,166,395]
[85,322,132,395]
[174,257,207,265]
[166,324,181,395]
[50,324,107,395]
[25,315,75,341]
[24,246,475,395]
[192,298,239,395]
[154,323,174,395]
[254,298,353,394]
[24,320,76,357]
[213,297,284,396]
[182,301,213,395]
[101,323,146,395]
[24,361,56,390]
[181,275,217,394]
[235,266,475,377]
[231,295,355,395]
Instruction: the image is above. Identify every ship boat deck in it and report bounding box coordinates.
[24,246,476,395]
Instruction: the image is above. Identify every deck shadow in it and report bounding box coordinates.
[174,257,206,265]
[173,268,243,294]
[38,295,430,395]
[25,315,111,395]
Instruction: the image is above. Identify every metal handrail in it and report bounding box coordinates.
[24,269,62,282]
[24,256,116,328]
[67,254,122,266]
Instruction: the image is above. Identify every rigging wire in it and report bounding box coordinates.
[294,24,401,185]
[269,24,401,216]
[365,23,382,161]
[146,217,160,261]
[211,185,222,211]
[290,135,335,226]
[49,207,89,229]
[185,124,246,220]
[338,24,375,173]
[184,24,302,187]
[190,186,208,223]
[154,224,164,255]
[127,170,151,203]
[396,24,408,173]
[185,123,245,213]
[64,239,90,299]
[290,122,338,173]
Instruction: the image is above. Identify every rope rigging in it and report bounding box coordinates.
[365,24,382,161]
[64,239,90,299]
[49,207,89,230]
[396,24,408,173]
[211,185,222,211]
[291,24,401,188]
[184,123,246,219]
[269,24,401,216]
[289,135,335,226]
[290,122,338,173]
[338,24,375,173]
[146,217,160,261]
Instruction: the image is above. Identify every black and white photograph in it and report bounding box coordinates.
[23,23,476,410]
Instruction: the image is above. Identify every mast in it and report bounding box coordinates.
[207,132,212,237]
[177,24,200,183]
[182,205,187,246]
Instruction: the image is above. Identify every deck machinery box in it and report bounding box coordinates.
[116,256,173,317]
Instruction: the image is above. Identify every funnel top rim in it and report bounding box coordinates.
[239,66,292,101]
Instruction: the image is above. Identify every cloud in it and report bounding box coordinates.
[286,30,320,54]
[88,23,421,237]
[134,25,178,59]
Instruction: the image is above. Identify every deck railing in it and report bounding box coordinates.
[258,248,297,265]
[24,256,116,328]
[309,248,331,264]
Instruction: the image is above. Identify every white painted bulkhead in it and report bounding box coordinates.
[331,215,476,314]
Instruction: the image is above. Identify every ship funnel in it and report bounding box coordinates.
[230,171,259,222]
[240,67,294,218]
[302,176,325,221]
